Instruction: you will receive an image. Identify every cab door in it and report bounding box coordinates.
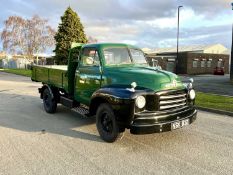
[74,47,102,105]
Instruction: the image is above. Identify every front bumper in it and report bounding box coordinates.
[130,107,197,134]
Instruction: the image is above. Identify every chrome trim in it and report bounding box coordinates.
[160,102,186,110]
[132,110,197,127]
[160,98,186,105]
[160,94,186,100]
[158,90,187,110]
[135,107,192,120]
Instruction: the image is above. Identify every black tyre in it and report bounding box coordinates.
[42,88,57,113]
[96,103,119,143]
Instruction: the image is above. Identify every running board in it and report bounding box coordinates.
[60,96,79,108]
[72,105,90,116]
[60,96,89,116]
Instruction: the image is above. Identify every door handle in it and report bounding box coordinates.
[64,72,68,77]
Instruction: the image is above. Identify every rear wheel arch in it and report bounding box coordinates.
[42,88,57,113]
[40,85,52,99]
[40,84,59,102]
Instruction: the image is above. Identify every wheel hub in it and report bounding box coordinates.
[101,113,113,133]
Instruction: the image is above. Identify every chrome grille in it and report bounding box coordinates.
[158,90,187,110]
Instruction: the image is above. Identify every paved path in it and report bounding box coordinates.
[0,72,233,175]
[181,74,233,96]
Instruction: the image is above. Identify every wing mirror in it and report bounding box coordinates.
[187,78,194,89]
[183,78,194,89]
[189,78,194,83]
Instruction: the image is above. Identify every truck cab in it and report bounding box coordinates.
[32,43,197,142]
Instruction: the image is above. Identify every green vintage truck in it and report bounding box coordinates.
[32,43,197,142]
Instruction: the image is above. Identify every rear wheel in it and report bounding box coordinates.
[42,88,57,113]
[96,103,119,142]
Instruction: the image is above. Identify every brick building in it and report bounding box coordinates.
[145,44,230,75]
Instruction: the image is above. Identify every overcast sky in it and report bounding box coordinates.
[0,0,232,51]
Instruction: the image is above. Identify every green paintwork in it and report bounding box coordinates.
[31,65,69,92]
[74,66,102,105]
[67,45,82,95]
[32,43,184,105]
[102,65,183,91]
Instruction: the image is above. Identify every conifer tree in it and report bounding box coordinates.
[54,7,87,64]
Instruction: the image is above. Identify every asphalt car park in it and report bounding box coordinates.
[0,72,233,175]
[181,74,233,96]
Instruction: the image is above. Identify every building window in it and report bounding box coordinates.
[193,60,198,68]
[217,60,222,67]
[207,60,211,68]
[152,59,158,67]
[201,60,206,68]
[166,61,175,72]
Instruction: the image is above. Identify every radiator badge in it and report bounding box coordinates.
[172,80,177,87]
[165,80,177,88]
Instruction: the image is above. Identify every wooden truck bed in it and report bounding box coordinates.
[31,65,69,92]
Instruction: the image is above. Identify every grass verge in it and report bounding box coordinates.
[0,69,31,77]
[196,92,233,112]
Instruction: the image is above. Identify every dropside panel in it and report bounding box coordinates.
[31,65,69,92]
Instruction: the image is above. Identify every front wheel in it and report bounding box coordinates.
[96,103,119,143]
[42,88,57,113]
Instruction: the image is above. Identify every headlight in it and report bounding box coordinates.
[189,89,196,100]
[135,96,146,109]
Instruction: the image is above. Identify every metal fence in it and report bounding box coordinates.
[0,58,32,69]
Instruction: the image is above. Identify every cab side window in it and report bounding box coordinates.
[81,48,100,66]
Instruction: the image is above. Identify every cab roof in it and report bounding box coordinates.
[72,42,141,50]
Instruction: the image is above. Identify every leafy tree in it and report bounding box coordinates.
[1,15,55,60]
[54,7,87,64]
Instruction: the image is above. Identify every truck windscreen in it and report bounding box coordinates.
[103,47,147,65]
